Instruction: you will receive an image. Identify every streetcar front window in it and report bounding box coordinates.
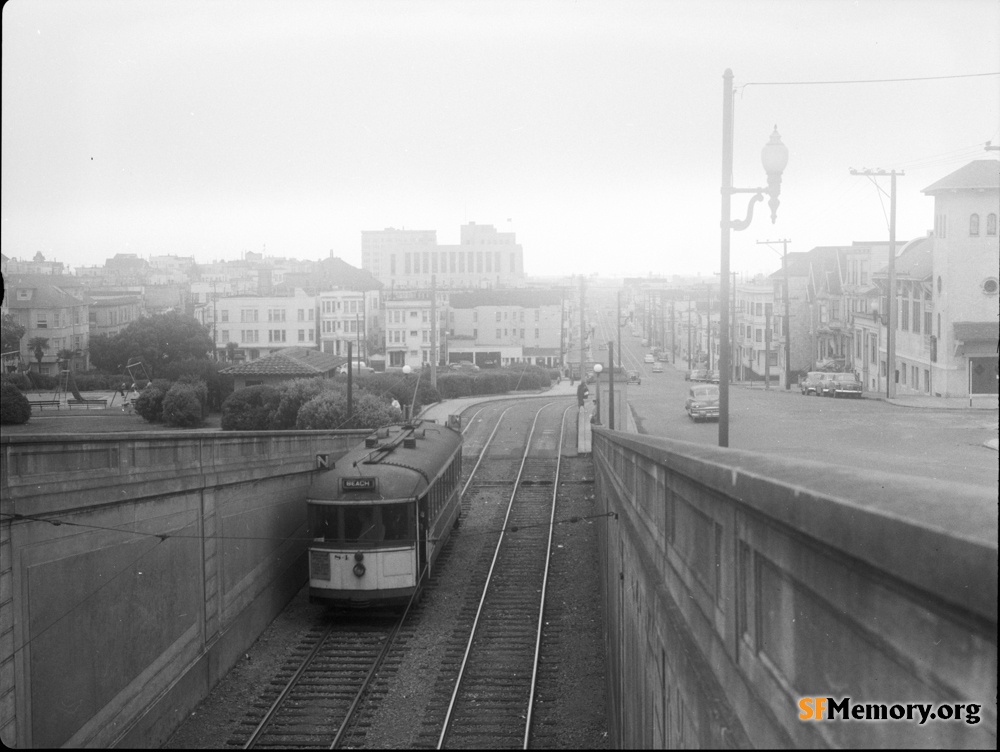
[309,503,414,545]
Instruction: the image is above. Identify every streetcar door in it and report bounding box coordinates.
[417,495,428,577]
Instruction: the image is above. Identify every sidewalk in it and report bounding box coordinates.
[417,377,580,424]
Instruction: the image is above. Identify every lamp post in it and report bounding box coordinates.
[592,362,603,425]
[719,68,788,448]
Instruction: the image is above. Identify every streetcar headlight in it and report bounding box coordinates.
[353,562,366,578]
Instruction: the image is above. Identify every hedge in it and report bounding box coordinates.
[162,383,204,428]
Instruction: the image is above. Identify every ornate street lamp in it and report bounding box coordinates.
[719,68,788,448]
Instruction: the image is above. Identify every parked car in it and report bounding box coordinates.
[658,355,670,363]
[686,384,720,422]
[336,361,374,376]
[627,370,641,385]
[800,371,829,396]
[643,354,655,364]
[448,360,480,372]
[707,370,720,383]
[688,368,709,382]
[825,372,863,398]
[652,363,664,373]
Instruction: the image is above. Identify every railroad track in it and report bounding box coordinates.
[228,397,581,750]
[229,616,399,749]
[435,401,572,749]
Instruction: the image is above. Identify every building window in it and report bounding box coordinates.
[221,330,229,343]
[924,369,930,393]
[987,213,997,236]
[241,309,258,323]
[298,329,305,342]
[912,301,920,333]
[970,214,980,236]
[36,313,47,328]
[221,310,229,322]
[268,330,286,343]
[496,329,501,338]
[298,309,305,321]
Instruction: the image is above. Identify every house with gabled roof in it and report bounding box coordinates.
[219,347,345,390]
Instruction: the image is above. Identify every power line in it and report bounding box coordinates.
[741,71,999,89]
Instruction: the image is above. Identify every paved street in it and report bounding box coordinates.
[593,316,999,491]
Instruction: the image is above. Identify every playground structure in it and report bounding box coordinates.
[108,357,150,411]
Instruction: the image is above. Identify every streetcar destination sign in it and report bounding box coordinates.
[341,477,377,492]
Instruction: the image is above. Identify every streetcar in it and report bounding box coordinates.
[307,417,463,608]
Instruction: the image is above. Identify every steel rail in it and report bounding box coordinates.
[243,622,336,749]
[523,404,572,748]
[437,401,555,750]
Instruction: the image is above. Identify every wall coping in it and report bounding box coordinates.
[593,428,997,624]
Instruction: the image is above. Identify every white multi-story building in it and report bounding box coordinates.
[198,291,317,361]
[319,290,380,359]
[383,291,448,369]
[447,290,563,368]
[735,280,777,382]
[923,160,998,398]
[362,222,525,289]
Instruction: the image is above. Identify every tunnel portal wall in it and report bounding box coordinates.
[0,429,367,748]
[592,428,996,748]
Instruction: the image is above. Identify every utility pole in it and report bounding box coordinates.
[758,239,792,389]
[764,309,771,389]
[579,276,586,382]
[608,340,615,430]
[851,169,903,399]
[706,285,713,371]
[430,274,438,389]
[687,302,692,371]
[671,300,676,364]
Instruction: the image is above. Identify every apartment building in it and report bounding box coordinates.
[734,280,777,381]
[319,290,381,359]
[5,282,89,374]
[383,291,448,369]
[362,222,525,289]
[448,290,564,368]
[199,292,318,361]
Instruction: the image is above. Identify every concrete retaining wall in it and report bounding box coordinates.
[592,428,996,748]
[0,430,366,748]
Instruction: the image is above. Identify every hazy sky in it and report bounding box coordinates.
[3,0,998,280]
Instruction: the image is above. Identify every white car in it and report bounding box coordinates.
[643,354,655,364]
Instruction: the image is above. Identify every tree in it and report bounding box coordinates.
[27,337,49,368]
[56,348,81,372]
[88,312,213,377]
[1,313,26,356]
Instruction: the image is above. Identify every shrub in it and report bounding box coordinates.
[362,373,440,412]
[159,358,234,411]
[296,391,398,430]
[162,383,204,428]
[27,371,56,390]
[349,393,400,429]
[436,374,474,399]
[174,376,209,418]
[295,392,348,430]
[74,372,121,391]
[221,385,282,431]
[0,382,31,425]
[1,372,32,391]
[134,379,172,422]
[273,377,336,429]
